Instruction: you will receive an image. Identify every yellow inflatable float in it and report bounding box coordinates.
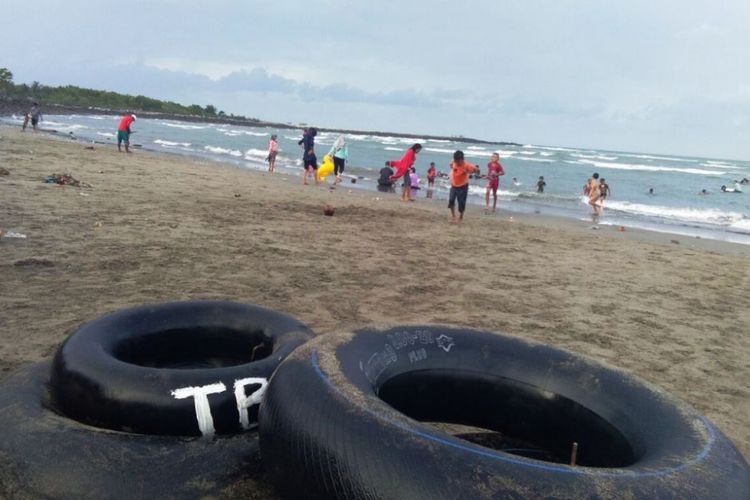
[317,155,335,182]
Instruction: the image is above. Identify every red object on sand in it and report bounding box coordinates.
[324,205,335,216]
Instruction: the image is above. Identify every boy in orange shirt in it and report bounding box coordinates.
[448,150,480,224]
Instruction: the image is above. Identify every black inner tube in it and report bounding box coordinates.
[377,369,637,467]
[113,327,274,369]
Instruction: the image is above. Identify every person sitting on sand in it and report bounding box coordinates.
[378,162,395,192]
[448,150,479,224]
[117,114,136,153]
[484,152,505,213]
[266,134,279,173]
[388,143,422,202]
[536,176,546,193]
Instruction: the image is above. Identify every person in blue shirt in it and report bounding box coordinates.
[328,135,349,184]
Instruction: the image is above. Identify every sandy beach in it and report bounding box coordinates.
[1,122,748,474]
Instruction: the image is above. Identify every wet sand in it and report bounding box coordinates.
[1,126,748,469]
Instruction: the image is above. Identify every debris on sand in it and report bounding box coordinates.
[43,173,92,188]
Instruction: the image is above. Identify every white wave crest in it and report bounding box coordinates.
[155,139,191,147]
[96,132,115,138]
[618,153,697,163]
[571,153,618,161]
[162,122,210,130]
[605,201,745,226]
[244,148,270,159]
[729,219,750,233]
[515,157,554,163]
[577,159,725,176]
[204,145,243,157]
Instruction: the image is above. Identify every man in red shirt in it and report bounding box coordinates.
[485,152,505,213]
[117,114,137,153]
[448,150,479,223]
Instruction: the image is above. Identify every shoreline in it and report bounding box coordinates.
[13,119,750,254]
[0,97,520,146]
[2,126,749,464]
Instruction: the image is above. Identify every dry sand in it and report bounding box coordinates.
[1,126,749,469]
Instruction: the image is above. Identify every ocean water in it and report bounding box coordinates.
[4,113,749,244]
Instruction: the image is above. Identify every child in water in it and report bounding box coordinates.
[484,152,505,213]
[266,134,278,173]
[409,167,419,201]
[536,176,546,193]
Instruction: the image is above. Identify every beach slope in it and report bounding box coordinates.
[1,127,748,470]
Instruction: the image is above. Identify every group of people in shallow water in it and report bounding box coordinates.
[583,173,611,219]
[289,127,349,185]
[282,127,623,223]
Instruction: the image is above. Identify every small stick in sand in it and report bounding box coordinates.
[570,442,579,466]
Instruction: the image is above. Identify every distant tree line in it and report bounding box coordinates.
[0,67,231,119]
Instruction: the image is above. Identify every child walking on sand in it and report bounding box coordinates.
[448,150,479,223]
[267,134,279,173]
[485,152,505,213]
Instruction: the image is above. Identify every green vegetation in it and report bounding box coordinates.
[0,67,231,119]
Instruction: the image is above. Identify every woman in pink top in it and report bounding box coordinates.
[267,134,279,173]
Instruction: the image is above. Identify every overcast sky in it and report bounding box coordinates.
[2,1,749,159]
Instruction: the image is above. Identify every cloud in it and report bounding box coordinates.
[156,65,459,108]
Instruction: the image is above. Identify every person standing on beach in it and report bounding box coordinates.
[22,103,42,131]
[388,143,422,202]
[586,172,602,217]
[426,162,437,187]
[298,128,319,185]
[536,176,546,193]
[426,162,437,199]
[448,150,479,224]
[267,134,279,173]
[328,135,349,184]
[117,113,136,153]
[484,152,505,213]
